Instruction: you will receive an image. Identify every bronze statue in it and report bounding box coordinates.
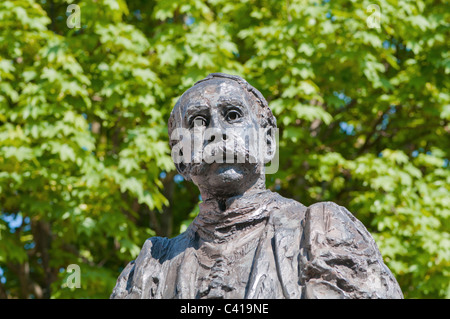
[111,73,403,299]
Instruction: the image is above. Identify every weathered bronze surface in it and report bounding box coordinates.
[111,73,403,299]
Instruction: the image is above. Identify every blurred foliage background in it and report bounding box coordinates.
[0,0,449,299]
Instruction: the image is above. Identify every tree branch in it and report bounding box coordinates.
[355,108,389,157]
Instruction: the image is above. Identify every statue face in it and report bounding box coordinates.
[171,78,273,198]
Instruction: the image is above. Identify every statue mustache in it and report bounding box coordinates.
[189,138,259,176]
[170,126,276,176]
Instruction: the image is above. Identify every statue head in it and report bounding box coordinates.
[168,73,277,200]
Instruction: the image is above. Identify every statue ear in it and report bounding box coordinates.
[170,125,193,182]
[263,126,277,164]
[171,142,192,182]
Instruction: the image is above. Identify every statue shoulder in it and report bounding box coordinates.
[269,191,307,226]
[300,201,403,299]
[304,201,374,246]
[110,235,188,299]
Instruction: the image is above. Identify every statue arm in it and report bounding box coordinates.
[110,237,166,299]
[110,260,136,299]
[299,202,403,299]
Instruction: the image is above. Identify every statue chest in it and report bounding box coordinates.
[159,220,291,299]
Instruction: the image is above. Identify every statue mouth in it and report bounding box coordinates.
[188,141,260,178]
[216,164,244,180]
[189,161,255,179]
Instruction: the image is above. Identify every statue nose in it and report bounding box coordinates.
[204,113,227,143]
[205,127,227,144]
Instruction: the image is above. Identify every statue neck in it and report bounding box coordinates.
[197,173,267,205]
[191,188,273,243]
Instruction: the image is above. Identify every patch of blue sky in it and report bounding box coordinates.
[333,91,352,105]
[339,122,355,135]
[174,174,184,183]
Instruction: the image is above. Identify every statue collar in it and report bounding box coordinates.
[191,189,274,242]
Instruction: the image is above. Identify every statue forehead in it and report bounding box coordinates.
[178,78,251,110]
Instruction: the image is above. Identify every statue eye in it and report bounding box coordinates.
[226,110,242,122]
[192,116,207,127]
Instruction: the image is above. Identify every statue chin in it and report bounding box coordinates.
[190,162,262,198]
